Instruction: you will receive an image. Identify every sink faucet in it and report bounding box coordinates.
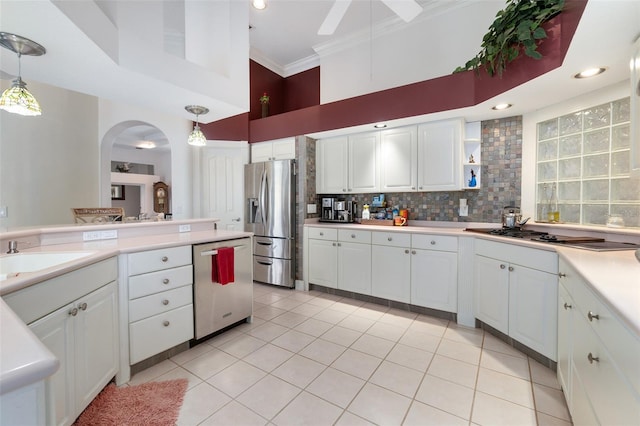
[7,240,19,254]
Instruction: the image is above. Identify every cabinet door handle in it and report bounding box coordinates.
[411,187,416,190]
[69,307,78,316]
[412,250,416,255]
[337,243,341,247]
[405,249,410,254]
[161,256,169,262]
[351,234,356,238]
[588,311,599,321]
[419,186,423,190]
[587,352,599,364]
[387,237,392,241]
[508,266,514,272]
[162,299,169,306]
[558,272,566,278]
[342,189,346,192]
[163,278,170,285]
[78,302,88,311]
[319,232,324,236]
[332,242,336,246]
[430,240,436,245]
[163,320,170,327]
[500,264,506,269]
[348,188,352,192]
[563,302,572,310]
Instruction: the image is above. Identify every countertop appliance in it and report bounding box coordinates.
[465,227,640,252]
[319,197,356,223]
[193,237,253,340]
[245,160,295,288]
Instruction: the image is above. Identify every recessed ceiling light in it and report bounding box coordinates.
[252,0,267,10]
[573,67,606,79]
[374,123,387,128]
[492,103,512,111]
[138,141,156,149]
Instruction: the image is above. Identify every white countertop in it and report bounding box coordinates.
[0,219,252,395]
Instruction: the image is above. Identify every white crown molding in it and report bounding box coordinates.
[250,46,320,77]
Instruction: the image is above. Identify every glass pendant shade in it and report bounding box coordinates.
[188,124,206,146]
[0,77,42,116]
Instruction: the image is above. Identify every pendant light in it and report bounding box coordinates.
[0,32,46,116]
[185,105,209,146]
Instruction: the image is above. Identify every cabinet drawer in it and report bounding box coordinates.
[372,231,411,247]
[128,265,193,299]
[338,229,371,244]
[412,234,458,252]
[307,227,337,241]
[129,285,192,322]
[569,274,640,395]
[573,314,640,424]
[129,304,194,364]
[128,246,191,276]
[475,239,557,274]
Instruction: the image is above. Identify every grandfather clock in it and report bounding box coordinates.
[153,181,169,214]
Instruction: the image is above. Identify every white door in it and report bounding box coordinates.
[338,242,372,294]
[308,239,338,288]
[474,255,509,334]
[371,245,411,303]
[417,119,462,191]
[200,141,249,230]
[348,132,379,193]
[411,249,458,312]
[380,126,418,192]
[316,136,348,194]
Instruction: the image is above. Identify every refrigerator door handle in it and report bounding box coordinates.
[257,259,273,266]
[259,170,267,226]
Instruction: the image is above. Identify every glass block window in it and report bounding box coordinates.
[536,97,640,228]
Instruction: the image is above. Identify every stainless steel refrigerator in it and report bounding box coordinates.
[245,159,295,288]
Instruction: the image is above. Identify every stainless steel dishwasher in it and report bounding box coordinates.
[192,237,253,339]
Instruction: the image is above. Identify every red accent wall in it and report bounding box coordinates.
[203,0,587,143]
[284,67,320,112]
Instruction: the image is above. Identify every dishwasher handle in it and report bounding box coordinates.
[200,245,245,256]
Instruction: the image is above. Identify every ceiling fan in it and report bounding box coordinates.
[318,0,423,35]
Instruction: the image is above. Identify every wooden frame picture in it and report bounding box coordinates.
[111,185,125,200]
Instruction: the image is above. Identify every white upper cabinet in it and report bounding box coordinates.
[317,119,463,193]
[380,126,418,192]
[348,132,380,193]
[417,119,463,191]
[316,136,349,194]
[316,133,379,194]
[251,137,295,163]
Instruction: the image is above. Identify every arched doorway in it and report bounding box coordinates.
[100,121,172,218]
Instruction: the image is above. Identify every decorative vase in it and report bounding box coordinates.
[261,102,269,118]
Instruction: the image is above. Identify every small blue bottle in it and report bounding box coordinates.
[468,169,477,187]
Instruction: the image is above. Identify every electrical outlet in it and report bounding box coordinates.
[100,230,118,240]
[83,231,101,241]
[179,224,191,233]
[0,206,7,218]
[307,204,317,214]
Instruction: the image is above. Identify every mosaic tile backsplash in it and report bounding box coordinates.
[304,116,523,224]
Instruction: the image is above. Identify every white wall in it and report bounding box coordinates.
[0,79,99,229]
[317,2,501,104]
[521,81,630,218]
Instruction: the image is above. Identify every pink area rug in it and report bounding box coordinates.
[73,379,188,426]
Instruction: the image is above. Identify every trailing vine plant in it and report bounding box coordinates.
[454,0,565,77]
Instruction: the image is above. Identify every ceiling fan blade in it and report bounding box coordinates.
[318,0,352,35]
[381,0,423,23]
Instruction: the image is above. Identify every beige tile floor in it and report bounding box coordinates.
[129,284,572,426]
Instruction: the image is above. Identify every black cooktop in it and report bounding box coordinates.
[465,227,548,239]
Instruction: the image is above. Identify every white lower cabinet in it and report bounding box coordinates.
[559,257,640,425]
[474,240,558,360]
[307,227,371,294]
[410,234,458,312]
[2,258,119,426]
[126,246,194,365]
[371,232,411,303]
[30,281,118,426]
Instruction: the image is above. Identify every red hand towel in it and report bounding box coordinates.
[215,247,235,285]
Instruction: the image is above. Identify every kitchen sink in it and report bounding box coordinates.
[0,251,95,281]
